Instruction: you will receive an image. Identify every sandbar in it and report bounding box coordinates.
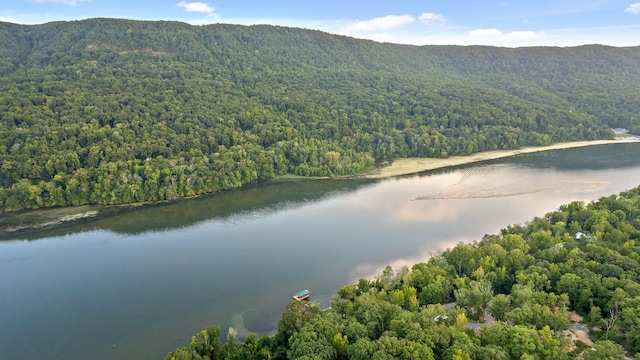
[365,138,640,179]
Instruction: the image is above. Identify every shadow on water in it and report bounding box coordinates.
[403,143,640,201]
[2,178,376,241]
[485,142,640,170]
[400,142,640,180]
[2,142,640,360]
[4,142,640,241]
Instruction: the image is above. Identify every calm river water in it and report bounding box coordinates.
[2,143,640,359]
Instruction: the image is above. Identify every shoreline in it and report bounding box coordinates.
[363,138,640,179]
[3,138,639,238]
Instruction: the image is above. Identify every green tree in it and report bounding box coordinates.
[488,294,511,321]
[454,280,494,321]
[583,340,626,360]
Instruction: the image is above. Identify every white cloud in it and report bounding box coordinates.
[469,28,504,37]
[176,1,220,21]
[418,12,447,24]
[503,31,541,40]
[177,1,214,13]
[469,28,542,41]
[31,0,90,5]
[625,3,640,14]
[346,14,415,31]
[369,33,394,43]
[169,12,640,48]
[0,16,16,23]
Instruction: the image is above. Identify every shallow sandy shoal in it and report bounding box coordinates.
[365,138,640,179]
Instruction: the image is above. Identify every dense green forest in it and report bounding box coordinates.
[1,19,640,211]
[166,186,640,360]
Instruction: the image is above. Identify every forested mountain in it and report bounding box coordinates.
[167,186,640,359]
[1,18,639,211]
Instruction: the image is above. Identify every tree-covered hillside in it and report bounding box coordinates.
[1,19,639,211]
[167,185,640,360]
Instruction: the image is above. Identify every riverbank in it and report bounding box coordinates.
[0,199,187,239]
[363,138,640,179]
[3,138,639,239]
[0,205,100,236]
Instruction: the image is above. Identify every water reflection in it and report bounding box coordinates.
[1,143,640,360]
[5,178,375,241]
[497,143,640,170]
[416,164,610,200]
[5,143,639,241]
[344,174,473,225]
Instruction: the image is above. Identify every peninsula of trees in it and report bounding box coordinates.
[1,19,640,211]
[167,186,640,359]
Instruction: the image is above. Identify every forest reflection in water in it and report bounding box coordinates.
[1,143,640,360]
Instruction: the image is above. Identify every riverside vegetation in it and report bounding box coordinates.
[2,19,640,211]
[167,186,640,360]
[3,18,640,360]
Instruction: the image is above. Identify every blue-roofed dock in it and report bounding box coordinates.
[293,289,310,301]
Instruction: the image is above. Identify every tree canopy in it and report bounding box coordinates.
[167,185,640,359]
[1,19,639,211]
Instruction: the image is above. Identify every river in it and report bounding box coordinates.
[1,143,640,359]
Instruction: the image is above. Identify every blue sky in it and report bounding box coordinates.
[1,1,640,47]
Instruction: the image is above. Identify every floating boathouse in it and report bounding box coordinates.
[293,289,310,301]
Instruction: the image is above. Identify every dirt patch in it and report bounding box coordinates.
[364,138,640,179]
[567,311,584,322]
[564,328,593,348]
[0,206,102,239]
